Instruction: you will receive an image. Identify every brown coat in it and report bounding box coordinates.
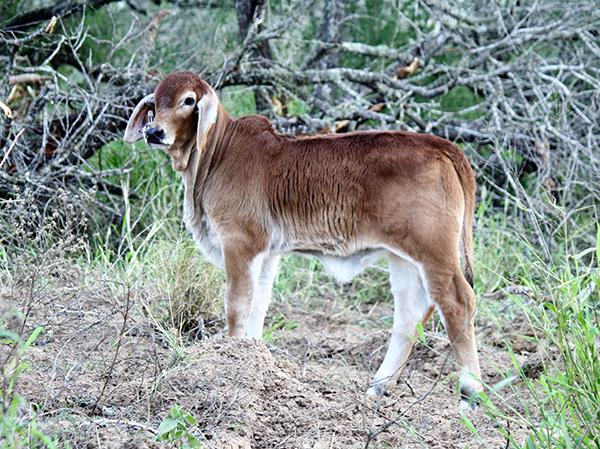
[124,71,482,409]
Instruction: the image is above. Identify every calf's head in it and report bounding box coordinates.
[124,71,219,171]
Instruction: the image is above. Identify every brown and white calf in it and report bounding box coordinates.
[124,71,482,409]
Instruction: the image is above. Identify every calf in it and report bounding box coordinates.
[124,71,482,409]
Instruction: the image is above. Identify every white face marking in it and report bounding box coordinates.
[143,132,172,148]
[179,90,197,109]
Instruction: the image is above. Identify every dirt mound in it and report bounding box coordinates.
[155,337,361,448]
[149,331,527,449]
[1,285,531,448]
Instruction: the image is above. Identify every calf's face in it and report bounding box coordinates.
[145,88,198,147]
[124,71,219,170]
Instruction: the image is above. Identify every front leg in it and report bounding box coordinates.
[223,243,265,337]
[246,255,281,339]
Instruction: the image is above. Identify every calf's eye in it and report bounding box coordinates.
[184,97,195,106]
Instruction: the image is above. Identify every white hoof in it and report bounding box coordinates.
[459,398,478,413]
[459,370,482,412]
[366,384,387,397]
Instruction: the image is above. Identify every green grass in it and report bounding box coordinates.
[472,207,599,448]
[263,312,300,343]
[0,326,63,449]
[478,258,599,448]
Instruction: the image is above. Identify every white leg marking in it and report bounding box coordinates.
[246,255,280,339]
[368,254,430,396]
[458,369,483,412]
[386,247,482,410]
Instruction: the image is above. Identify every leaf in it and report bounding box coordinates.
[416,322,425,342]
[544,301,557,313]
[156,418,179,437]
[185,433,202,449]
[492,375,518,392]
[0,328,21,344]
[461,414,477,435]
[185,414,198,426]
[45,16,58,33]
[24,326,44,348]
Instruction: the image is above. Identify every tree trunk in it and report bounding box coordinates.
[235,0,273,115]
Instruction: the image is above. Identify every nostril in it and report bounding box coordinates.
[146,126,165,144]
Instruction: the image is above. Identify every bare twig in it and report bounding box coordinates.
[91,286,132,415]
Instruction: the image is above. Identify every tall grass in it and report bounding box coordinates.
[473,205,599,448]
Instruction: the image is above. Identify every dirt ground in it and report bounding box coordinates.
[0,281,536,449]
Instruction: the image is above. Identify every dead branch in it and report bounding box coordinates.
[8,74,51,85]
[91,286,132,415]
[2,0,119,32]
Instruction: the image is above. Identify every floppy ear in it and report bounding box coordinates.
[196,87,219,153]
[124,94,155,143]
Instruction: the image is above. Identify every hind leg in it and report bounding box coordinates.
[425,265,482,410]
[367,254,433,396]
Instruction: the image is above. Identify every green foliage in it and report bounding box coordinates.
[340,0,424,68]
[475,223,599,449]
[0,326,63,449]
[0,398,63,449]
[519,259,598,448]
[156,406,203,449]
[92,140,179,202]
[286,98,307,117]
[87,139,183,252]
[1,325,43,408]
[263,313,299,343]
[439,86,484,119]
[78,6,134,67]
[0,1,20,26]
[220,87,257,117]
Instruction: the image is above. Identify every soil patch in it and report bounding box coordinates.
[1,285,532,448]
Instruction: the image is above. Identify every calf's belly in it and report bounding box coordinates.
[294,248,387,283]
